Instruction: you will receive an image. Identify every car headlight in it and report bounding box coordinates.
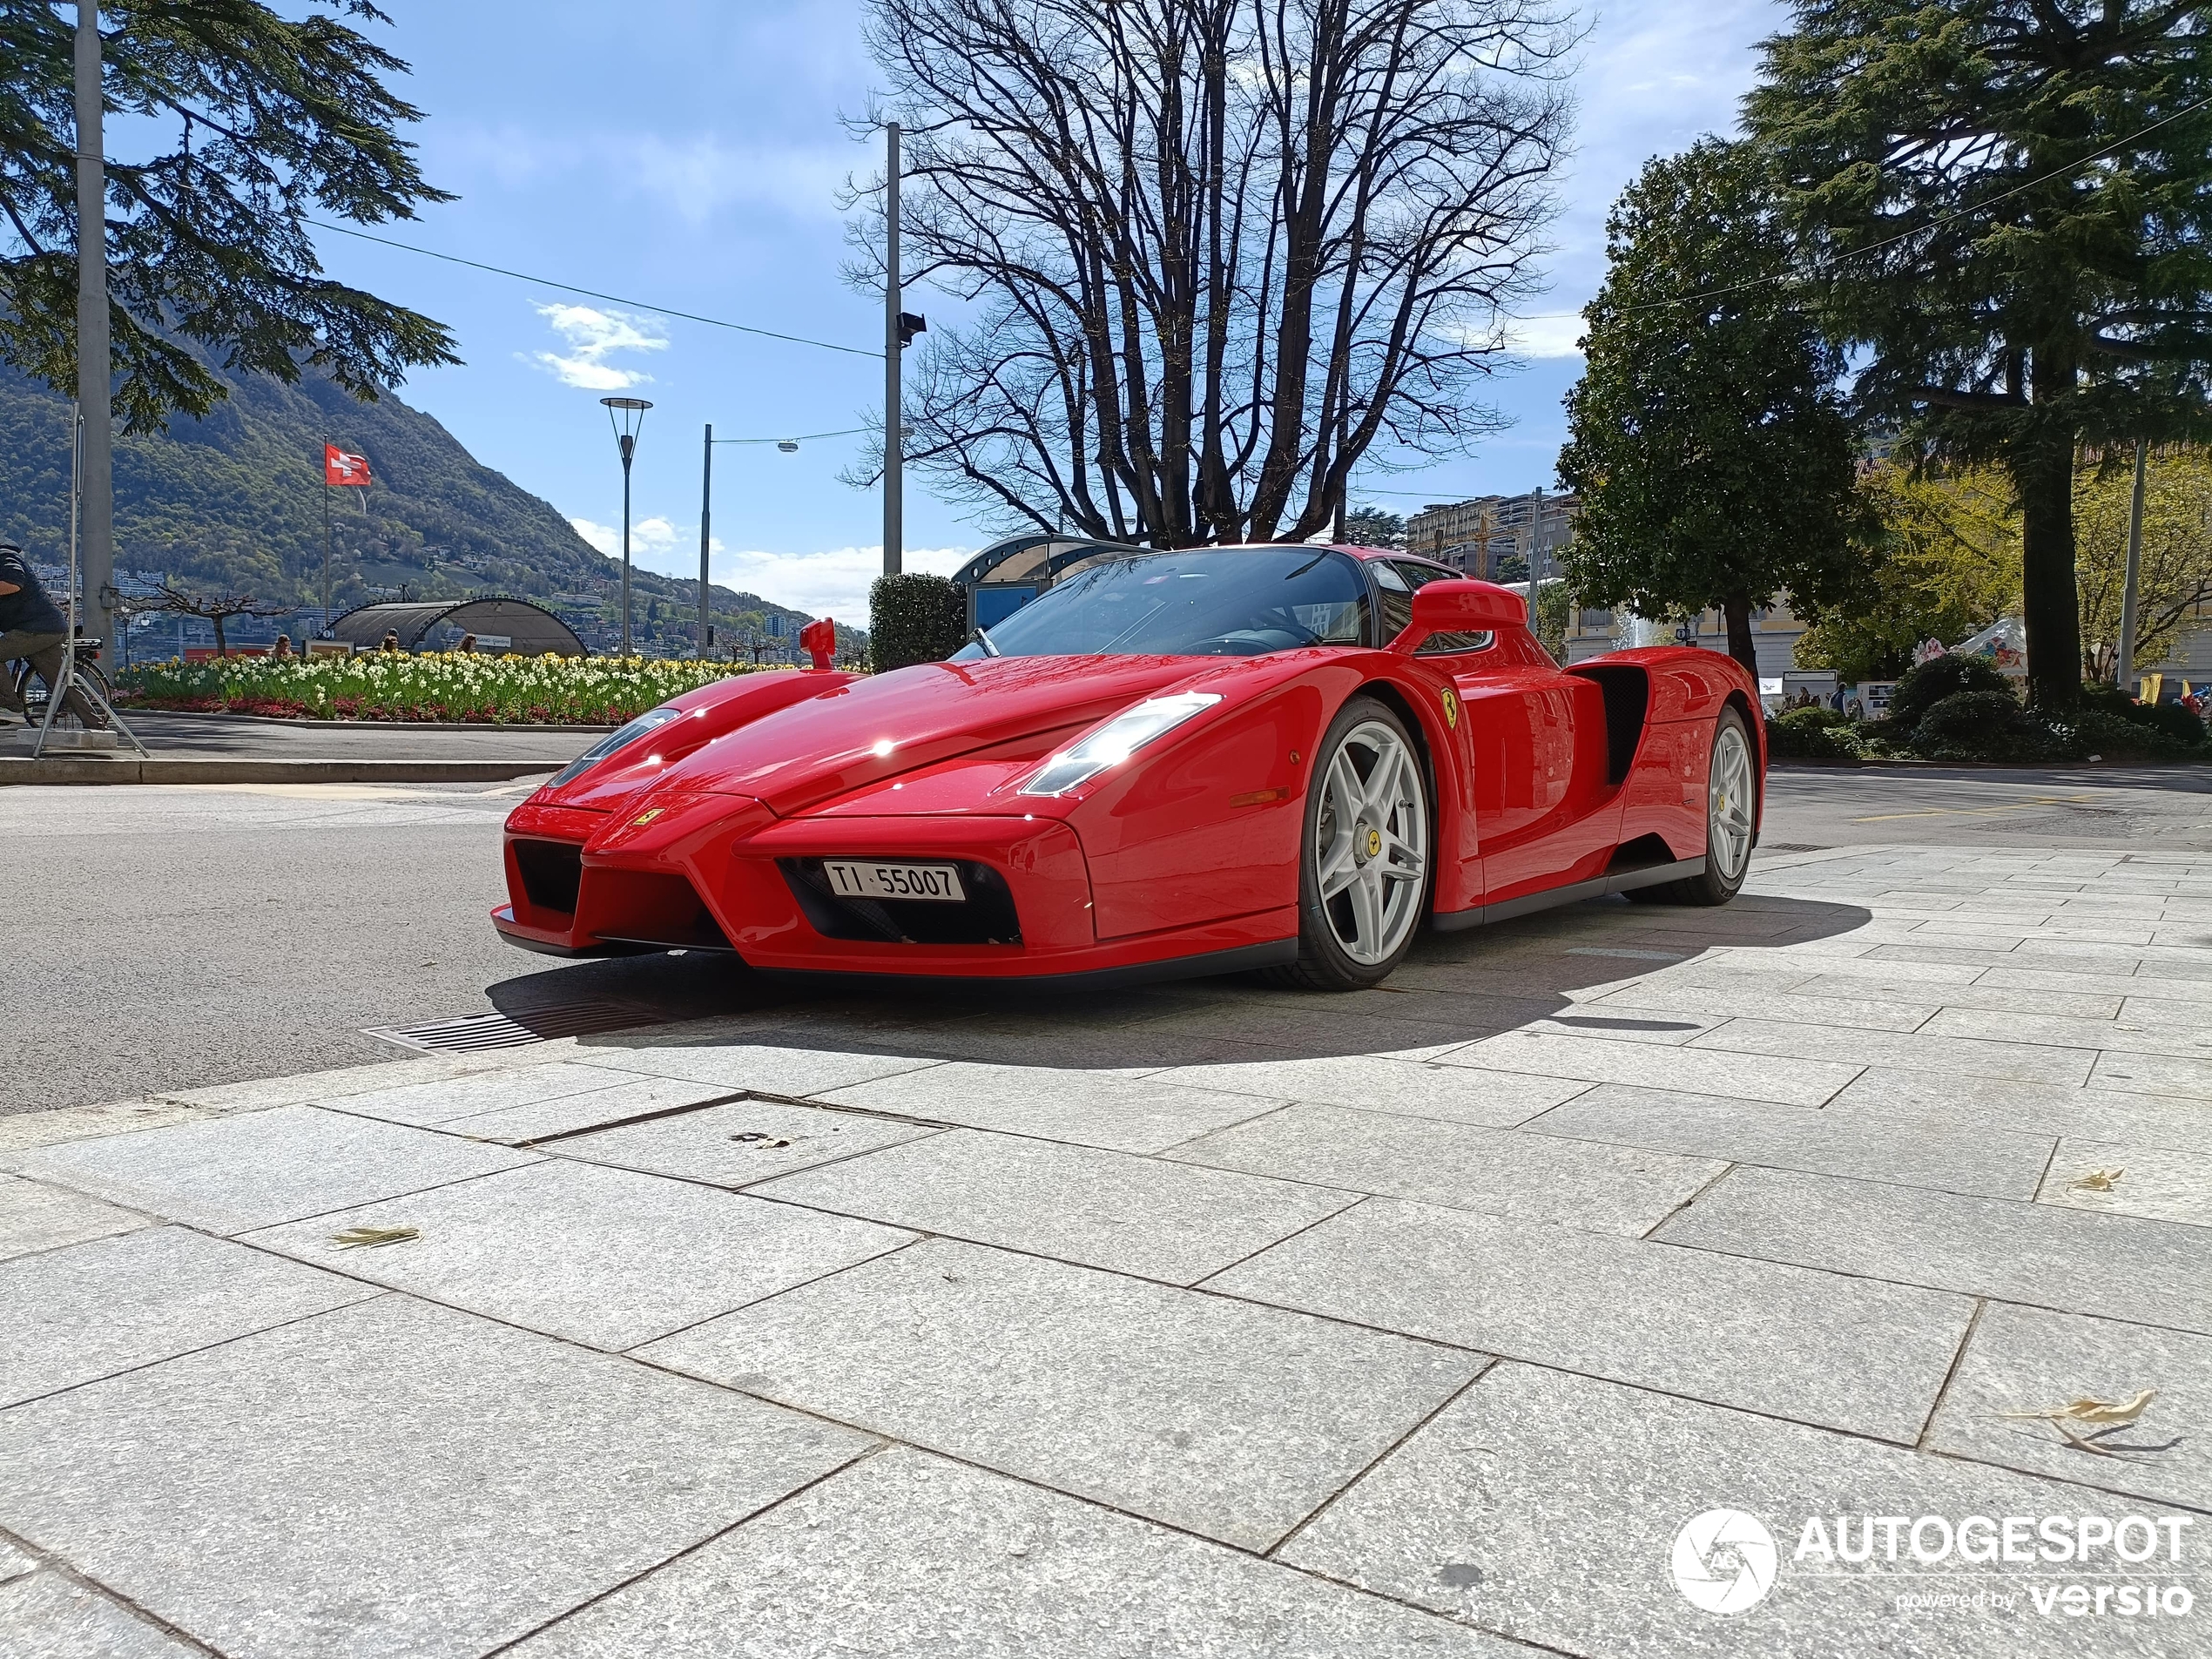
[549,705,682,786]
[1018,691,1222,797]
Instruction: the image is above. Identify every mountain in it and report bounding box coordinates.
[0,356,828,654]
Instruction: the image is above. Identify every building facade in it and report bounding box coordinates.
[1405,490,1579,583]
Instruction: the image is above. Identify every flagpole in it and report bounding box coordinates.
[320,438,333,631]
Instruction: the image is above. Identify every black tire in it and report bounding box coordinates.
[1264,695,1433,990]
[1628,705,1755,907]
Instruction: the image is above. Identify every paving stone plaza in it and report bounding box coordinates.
[4,840,2211,1656]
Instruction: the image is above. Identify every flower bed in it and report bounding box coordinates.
[116,652,779,725]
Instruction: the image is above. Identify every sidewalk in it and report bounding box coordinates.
[0,711,590,785]
[3,845,2209,1656]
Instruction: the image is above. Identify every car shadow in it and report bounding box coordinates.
[484,889,1876,1071]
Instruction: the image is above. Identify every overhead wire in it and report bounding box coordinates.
[305,219,884,360]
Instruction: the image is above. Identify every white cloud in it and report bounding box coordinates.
[709,543,973,623]
[529,302,668,390]
[574,515,973,622]
[1504,312,1587,359]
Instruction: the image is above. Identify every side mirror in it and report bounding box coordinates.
[1395,579,1526,651]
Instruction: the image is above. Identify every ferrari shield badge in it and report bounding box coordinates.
[1440,687,1460,729]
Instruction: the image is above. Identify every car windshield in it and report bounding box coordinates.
[952,547,1370,659]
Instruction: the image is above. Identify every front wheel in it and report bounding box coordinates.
[1268,696,1432,990]
[1628,706,1755,906]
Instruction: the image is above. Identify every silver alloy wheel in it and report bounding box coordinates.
[1313,718,1428,966]
[1709,721,1755,881]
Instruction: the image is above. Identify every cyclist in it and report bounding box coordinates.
[0,540,107,727]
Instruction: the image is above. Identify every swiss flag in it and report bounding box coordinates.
[324,444,372,486]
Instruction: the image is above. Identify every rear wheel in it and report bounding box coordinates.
[1625,706,1754,906]
[1268,696,1431,989]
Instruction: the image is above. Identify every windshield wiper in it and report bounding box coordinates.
[969,627,1001,658]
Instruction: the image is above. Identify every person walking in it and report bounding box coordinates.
[0,541,106,727]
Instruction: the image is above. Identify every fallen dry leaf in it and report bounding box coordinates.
[2067,1169,2124,1193]
[1997,1387,2157,1454]
[331,1224,421,1250]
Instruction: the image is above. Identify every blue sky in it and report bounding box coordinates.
[305,0,1785,621]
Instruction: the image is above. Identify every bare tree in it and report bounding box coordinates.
[138,582,287,657]
[852,0,1574,547]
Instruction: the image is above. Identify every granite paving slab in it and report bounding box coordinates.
[1434,1030,1861,1106]
[15,1108,537,1235]
[508,1448,1526,1659]
[1983,966,2212,1007]
[0,1225,378,1407]
[756,1129,1354,1284]
[1656,1165,2212,1333]
[1278,1362,2200,1659]
[0,1539,33,1582]
[428,1076,742,1145]
[1525,1084,2054,1199]
[553,1097,941,1186]
[1805,977,2124,1021]
[145,1054,483,1113]
[0,1297,873,1659]
[317,1063,637,1129]
[1586,981,1940,1033]
[2092,1049,2212,1099]
[640,1238,1480,1551]
[2035,1139,2212,1228]
[246,1161,914,1351]
[0,1173,149,1263]
[1136,1054,1589,1127]
[1921,1008,2212,1062]
[1826,1067,2212,1156]
[1923,1301,2212,1513]
[810,1062,1287,1155]
[0,1570,208,1658]
[1210,1197,1972,1441]
[1167,1103,1724,1237]
[1687,1019,2095,1087]
[571,1040,941,1096]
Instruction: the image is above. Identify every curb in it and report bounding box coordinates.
[115,709,617,732]
[0,757,561,786]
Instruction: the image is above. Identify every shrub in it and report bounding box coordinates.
[1884,652,2017,732]
[2063,709,2206,763]
[1764,706,1866,759]
[870,573,967,672]
[1910,689,2060,761]
[2075,682,2208,748]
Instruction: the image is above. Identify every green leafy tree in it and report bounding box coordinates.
[1341,506,1406,550]
[0,0,457,432]
[1558,139,1867,679]
[1746,0,2212,710]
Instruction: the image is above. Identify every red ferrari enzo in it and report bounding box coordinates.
[493,543,1764,990]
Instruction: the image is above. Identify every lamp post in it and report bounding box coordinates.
[600,396,652,655]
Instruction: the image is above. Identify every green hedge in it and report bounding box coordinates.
[870,573,967,672]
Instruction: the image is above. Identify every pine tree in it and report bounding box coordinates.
[1747,0,2212,708]
[0,1,456,433]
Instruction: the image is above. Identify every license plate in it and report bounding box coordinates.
[825,860,968,902]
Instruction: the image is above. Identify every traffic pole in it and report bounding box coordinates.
[883,121,902,578]
[698,423,713,658]
[74,1,114,670]
[2115,438,2148,694]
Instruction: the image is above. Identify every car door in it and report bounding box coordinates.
[1381,563,1619,903]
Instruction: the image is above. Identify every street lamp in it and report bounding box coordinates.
[601,395,652,655]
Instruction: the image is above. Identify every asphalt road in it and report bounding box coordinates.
[7,759,2210,1115]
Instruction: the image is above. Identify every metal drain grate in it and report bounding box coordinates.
[366,1001,665,1055]
[1757,843,1830,854]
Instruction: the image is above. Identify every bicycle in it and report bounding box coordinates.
[8,637,112,724]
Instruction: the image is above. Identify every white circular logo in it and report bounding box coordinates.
[1671,1508,1778,1615]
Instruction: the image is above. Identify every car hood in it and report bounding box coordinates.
[654,654,1217,817]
